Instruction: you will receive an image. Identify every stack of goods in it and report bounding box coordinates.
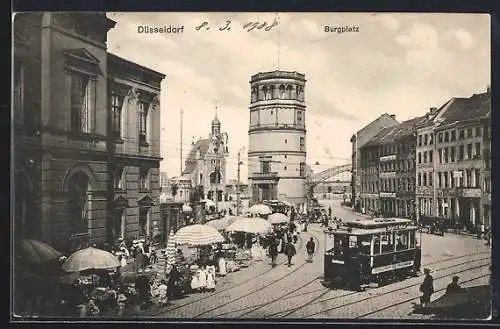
[234,249,252,268]
[225,260,241,273]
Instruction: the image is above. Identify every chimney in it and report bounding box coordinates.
[390,114,396,119]
[430,107,438,114]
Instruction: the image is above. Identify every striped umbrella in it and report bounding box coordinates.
[227,217,272,234]
[62,247,120,272]
[17,239,62,265]
[249,204,272,215]
[268,212,290,224]
[172,224,225,246]
[165,230,177,268]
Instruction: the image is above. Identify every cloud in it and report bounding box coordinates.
[396,22,439,49]
[448,29,475,50]
[376,14,401,31]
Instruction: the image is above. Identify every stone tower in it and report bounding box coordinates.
[247,71,307,207]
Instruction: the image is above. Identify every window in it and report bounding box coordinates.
[395,231,409,251]
[444,172,448,188]
[13,59,24,123]
[284,139,287,144]
[111,94,123,138]
[466,169,472,187]
[458,145,464,160]
[139,207,149,237]
[284,155,287,159]
[381,232,395,253]
[476,127,482,137]
[450,146,456,162]
[68,172,90,235]
[139,167,150,190]
[438,148,442,163]
[418,173,421,186]
[279,85,286,99]
[424,134,428,145]
[284,166,287,171]
[418,152,422,164]
[437,172,442,188]
[429,150,433,163]
[297,111,303,125]
[300,137,305,151]
[444,131,449,142]
[429,134,434,145]
[418,135,422,146]
[438,133,443,143]
[475,170,480,188]
[467,144,473,159]
[475,142,481,157]
[467,128,473,138]
[299,162,306,177]
[459,130,465,140]
[451,130,456,141]
[262,161,270,173]
[70,72,96,134]
[270,110,273,115]
[423,151,427,163]
[444,148,449,163]
[423,173,427,186]
[428,172,433,186]
[114,166,125,189]
[450,172,454,188]
[138,101,148,144]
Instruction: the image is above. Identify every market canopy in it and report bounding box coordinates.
[16,239,62,265]
[62,247,120,272]
[227,217,272,234]
[172,224,225,246]
[268,212,290,224]
[206,216,238,231]
[249,204,272,215]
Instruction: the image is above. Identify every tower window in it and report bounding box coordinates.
[285,139,287,143]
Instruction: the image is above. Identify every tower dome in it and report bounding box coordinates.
[211,114,221,134]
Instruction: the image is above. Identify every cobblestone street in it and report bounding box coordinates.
[153,202,491,320]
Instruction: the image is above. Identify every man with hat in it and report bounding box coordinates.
[446,275,463,294]
[419,268,434,306]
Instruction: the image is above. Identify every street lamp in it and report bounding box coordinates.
[236,146,245,216]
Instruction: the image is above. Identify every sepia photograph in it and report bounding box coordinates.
[11,12,492,321]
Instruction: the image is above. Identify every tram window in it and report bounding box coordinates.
[409,231,416,248]
[357,235,371,255]
[395,231,409,250]
[373,234,381,255]
[349,235,357,248]
[381,232,394,253]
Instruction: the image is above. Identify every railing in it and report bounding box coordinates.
[249,123,305,130]
[250,172,278,179]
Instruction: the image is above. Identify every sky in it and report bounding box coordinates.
[107,12,490,183]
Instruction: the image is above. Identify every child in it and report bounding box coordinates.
[206,266,216,292]
[157,280,168,307]
[198,266,207,293]
[116,289,127,316]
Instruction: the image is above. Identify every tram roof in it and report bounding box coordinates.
[325,218,417,235]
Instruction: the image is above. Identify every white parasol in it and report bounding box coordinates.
[172,224,225,246]
[249,204,272,215]
[62,247,120,272]
[227,217,273,234]
[268,212,290,224]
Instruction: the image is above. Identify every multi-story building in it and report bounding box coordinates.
[13,13,165,251]
[247,71,307,207]
[350,113,399,209]
[415,89,491,231]
[182,116,229,202]
[359,117,423,217]
[159,171,169,192]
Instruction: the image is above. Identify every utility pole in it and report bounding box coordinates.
[180,108,183,176]
[236,148,244,216]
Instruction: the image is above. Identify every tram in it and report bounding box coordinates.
[323,218,421,291]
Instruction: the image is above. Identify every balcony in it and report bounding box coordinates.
[380,155,397,162]
[249,123,306,131]
[379,171,397,178]
[379,192,396,198]
[250,172,279,182]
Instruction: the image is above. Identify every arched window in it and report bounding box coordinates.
[68,172,90,235]
[210,171,222,184]
[251,87,257,102]
[286,85,293,99]
[269,85,276,99]
[262,86,269,100]
[199,173,203,185]
[279,85,286,99]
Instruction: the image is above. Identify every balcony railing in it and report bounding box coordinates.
[249,123,305,130]
[380,155,397,162]
[250,172,279,180]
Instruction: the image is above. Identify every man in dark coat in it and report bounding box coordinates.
[446,275,463,294]
[269,239,278,267]
[419,268,434,306]
[285,242,297,267]
[167,265,181,298]
[306,237,315,263]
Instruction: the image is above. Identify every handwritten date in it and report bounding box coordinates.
[195,19,279,32]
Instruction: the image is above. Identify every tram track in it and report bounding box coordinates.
[301,260,490,318]
[192,233,321,318]
[152,234,305,316]
[355,272,491,319]
[241,251,491,318]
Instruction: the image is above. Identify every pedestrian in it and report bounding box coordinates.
[206,266,216,292]
[446,276,463,294]
[135,249,146,273]
[328,206,332,218]
[167,265,180,299]
[306,237,315,263]
[269,239,278,267]
[284,241,296,267]
[419,268,434,306]
[116,289,127,316]
[293,230,298,244]
[157,279,168,307]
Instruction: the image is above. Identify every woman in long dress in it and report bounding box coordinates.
[206,266,216,292]
[190,269,200,293]
[218,255,227,276]
[198,266,207,293]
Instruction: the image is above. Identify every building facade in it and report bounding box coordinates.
[415,90,491,231]
[182,116,229,202]
[13,13,165,252]
[350,113,399,209]
[359,117,423,218]
[247,71,307,207]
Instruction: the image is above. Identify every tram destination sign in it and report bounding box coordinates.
[371,260,414,274]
